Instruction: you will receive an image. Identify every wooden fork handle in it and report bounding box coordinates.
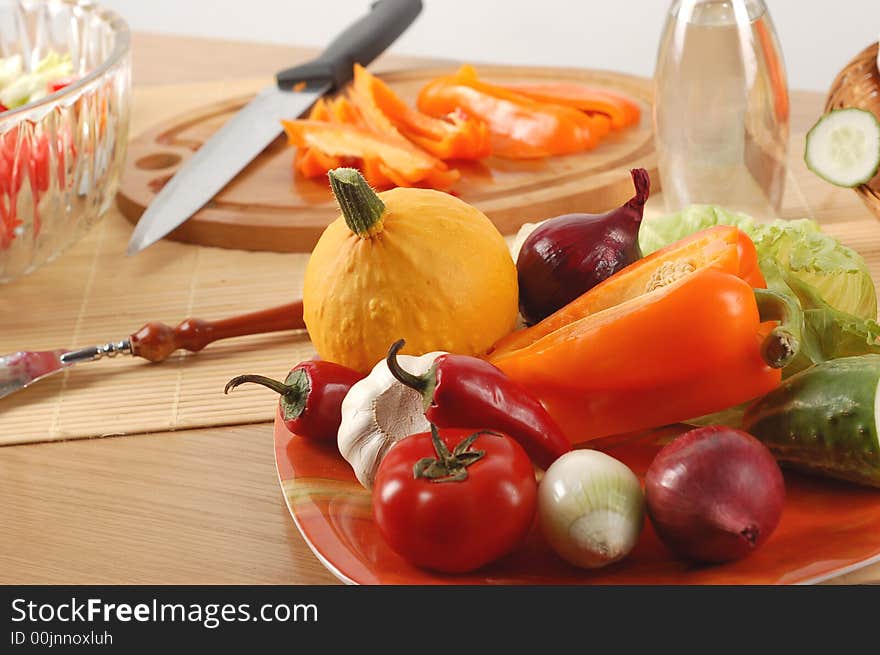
[129,301,305,363]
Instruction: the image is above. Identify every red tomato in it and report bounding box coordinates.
[372,426,537,573]
[49,77,77,93]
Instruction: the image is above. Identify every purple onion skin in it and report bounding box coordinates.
[645,426,785,564]
[516,168,650,325]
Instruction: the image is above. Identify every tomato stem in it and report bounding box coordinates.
[412,425,496,483]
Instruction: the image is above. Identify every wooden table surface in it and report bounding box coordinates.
[1,33,878,585]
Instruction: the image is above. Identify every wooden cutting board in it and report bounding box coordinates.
[117,65,657,252]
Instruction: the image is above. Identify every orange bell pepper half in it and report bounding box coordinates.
[502,83,641,130]
[488,267,799,442]
[491,226,765,359]
[417,65,605,159]
[351,64,491,160]
[283,119,459,190]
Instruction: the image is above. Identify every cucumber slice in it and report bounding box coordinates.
[805,108,880,188]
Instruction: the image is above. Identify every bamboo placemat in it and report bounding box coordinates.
[0,79,319,445]
[2,79,880,445]
[0,205,317,445]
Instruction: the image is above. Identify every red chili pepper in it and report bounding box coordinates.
[0,103,8,113]
[385,340,571,469]
[225,361,363,441]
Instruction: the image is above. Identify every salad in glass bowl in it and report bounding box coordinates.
[0,0,131,284]
[0,51,76,112]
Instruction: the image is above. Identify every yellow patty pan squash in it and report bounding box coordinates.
[303,168,519,373]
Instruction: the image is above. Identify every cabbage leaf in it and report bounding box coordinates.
[638,205,877,319]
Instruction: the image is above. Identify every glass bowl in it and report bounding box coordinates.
[0,0,130,283]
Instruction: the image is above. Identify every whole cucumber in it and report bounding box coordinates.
[743,355,880,487]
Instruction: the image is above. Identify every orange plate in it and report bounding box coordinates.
[274,410,880,584]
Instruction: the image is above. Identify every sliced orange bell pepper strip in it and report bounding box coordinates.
[490,226,764,359]
[347,84,411,147]
[352,64,491,160]
[295,97,375,180]
[503,83,641,130]
[329,96,365,127]
[282,120,459,190]
[489,268,799,442]
[361,156,394,189]
[294,98,342,178]
[295,147,340,179]
[292,67,481,190]
[308,97,332,121]
[417,65,604,159]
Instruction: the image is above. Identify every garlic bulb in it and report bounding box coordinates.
[509,220,543,261]
[338,350,446,489]
[538,449,644,569]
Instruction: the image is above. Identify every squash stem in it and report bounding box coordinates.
[328,167,386,237]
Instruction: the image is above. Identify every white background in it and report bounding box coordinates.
[104,0,877,91]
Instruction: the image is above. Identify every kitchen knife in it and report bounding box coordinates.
[126,0,423,256]
[0,301,305,401]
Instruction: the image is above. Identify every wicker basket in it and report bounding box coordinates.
[825,42,880,218]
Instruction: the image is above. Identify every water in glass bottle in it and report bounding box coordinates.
[654,0,789,218]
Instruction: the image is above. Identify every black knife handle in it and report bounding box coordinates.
[276,0,422,91]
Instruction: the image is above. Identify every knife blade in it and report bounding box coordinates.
[0,350,69,400]
[126,0,423,256]
[127,85,326,255]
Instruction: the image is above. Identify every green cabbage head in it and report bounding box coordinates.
[638,205,877,319]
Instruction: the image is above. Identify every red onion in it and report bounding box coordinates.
[515,168,650,325]
[645,426,785,563]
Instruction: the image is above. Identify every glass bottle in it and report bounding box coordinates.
[654,0,789,218]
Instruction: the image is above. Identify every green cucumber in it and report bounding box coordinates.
[805,108,880,188]
[743,355,880,487]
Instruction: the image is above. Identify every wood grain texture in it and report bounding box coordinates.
[117,66,657,252]
[2,34,879,585]
[0,424,337,584]
[0,77,315,445]
[128,32,442,87]
[0,202,316,444]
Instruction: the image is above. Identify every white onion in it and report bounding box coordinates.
[538,449,644,569]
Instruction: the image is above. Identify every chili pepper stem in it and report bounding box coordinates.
[754,288,803,369]
[328,167,386,237]
[224,371,309,420]
[386,339,437,411]
[225,374,289,396]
